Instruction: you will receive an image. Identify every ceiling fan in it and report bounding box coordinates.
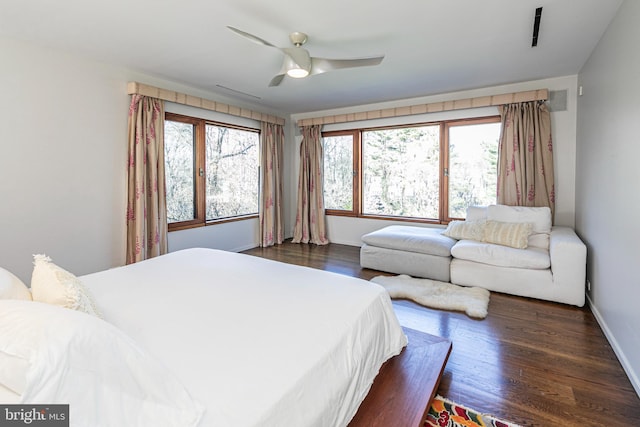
[227,26,385,87]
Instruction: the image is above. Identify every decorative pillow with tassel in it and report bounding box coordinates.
[30,255,102,318]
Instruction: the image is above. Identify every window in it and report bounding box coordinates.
[323,132,358,213]
[164,116,199,224]
[204,124,259,220]
[362,125,440,219]
[164,113,259,230]
[446,119,500,219]
[322,116,500,223]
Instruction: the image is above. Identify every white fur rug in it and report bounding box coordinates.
[371,274,490,319]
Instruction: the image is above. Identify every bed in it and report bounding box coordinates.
[0,248,445,426]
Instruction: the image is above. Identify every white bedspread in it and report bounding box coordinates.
[81,248,407,427]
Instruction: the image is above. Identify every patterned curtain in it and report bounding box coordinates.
[497,100,555,219]
[259,122,285,247]
[126,95,168,264]
[292,125,329,245]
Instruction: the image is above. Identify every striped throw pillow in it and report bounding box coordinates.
[482,220,533,249]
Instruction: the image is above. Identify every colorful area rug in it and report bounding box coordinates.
[371,274,490,319]
[425,395,522,427]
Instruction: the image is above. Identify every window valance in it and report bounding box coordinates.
[296,89,548,127]
[127,82,285,126]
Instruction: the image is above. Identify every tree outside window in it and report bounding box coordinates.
[164,113,259,231]
[322,116,500,223]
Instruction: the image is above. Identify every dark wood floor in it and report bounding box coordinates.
[243,241,640,427]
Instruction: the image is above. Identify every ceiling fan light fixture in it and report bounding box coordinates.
[284,56,310,78]
[286,67,309,78]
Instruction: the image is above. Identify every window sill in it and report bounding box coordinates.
[325,211,444,225]
[168,214,259,232]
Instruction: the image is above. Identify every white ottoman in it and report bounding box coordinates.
[360,225,456,282]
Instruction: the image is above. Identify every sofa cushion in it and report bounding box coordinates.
[361,225,456,257]
[360,244,452,282]
[451,240,550,269]
[487,205,551,233]
[465,206,488,221]
[485,205,551,249]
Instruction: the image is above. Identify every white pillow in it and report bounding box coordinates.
[0,300,204,426]
[30,254,101,317]
[0,267,32,300]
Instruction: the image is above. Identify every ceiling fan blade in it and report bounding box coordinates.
[227,26,279,49]
[310,55,385,76]
[282,47,311,71]
[269,74,286,87]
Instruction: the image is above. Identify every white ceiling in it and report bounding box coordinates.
[0,0,623,115]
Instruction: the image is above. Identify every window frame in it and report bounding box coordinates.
[164,112,260,232]
[443,116,501,221]
[321,115,500,224]
[360,122,444,222]
[322,130,361,217]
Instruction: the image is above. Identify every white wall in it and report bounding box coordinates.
[0,36,275,282]
[576,0,640,395]
[0,37,127,282]
[168,219,259,253]
[289,75,579,245]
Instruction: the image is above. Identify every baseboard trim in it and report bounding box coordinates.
[587,293,640,397]
[326,238,362,247]
[231,243,261,252]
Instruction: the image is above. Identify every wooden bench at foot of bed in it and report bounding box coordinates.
[349,327,452,427]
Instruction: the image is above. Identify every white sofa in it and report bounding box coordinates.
[360,205,587,307]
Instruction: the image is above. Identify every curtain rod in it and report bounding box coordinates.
[127,82,286,126]
[296,89,548,127]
